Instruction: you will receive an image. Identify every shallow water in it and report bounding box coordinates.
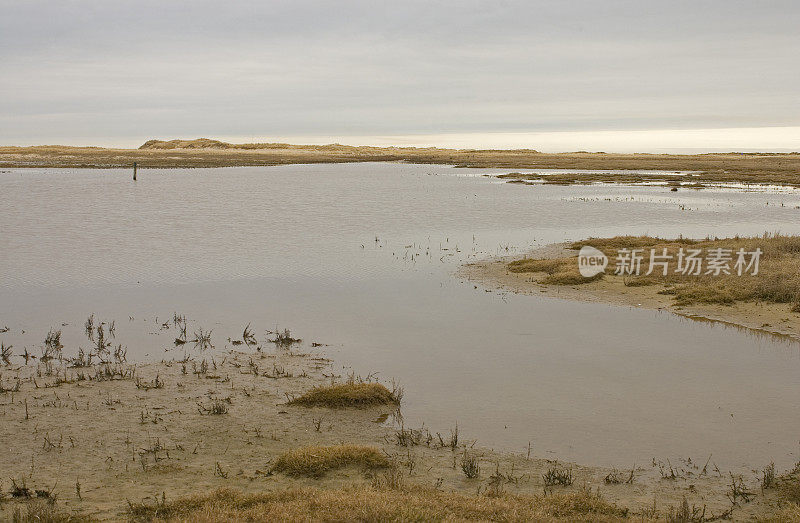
[2,163,800,471]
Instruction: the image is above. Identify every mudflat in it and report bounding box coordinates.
[0,345,785,521]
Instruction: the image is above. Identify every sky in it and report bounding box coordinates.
[2,1,799,152]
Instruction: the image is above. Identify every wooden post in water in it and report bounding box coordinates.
[133,162,137,181]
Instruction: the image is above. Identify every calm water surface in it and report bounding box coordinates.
[2,163,800,471]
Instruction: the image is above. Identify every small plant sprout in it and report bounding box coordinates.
[1,342,12,365]
[193,328,213,350]
[42,328,63,361]
[242,323,257,346]
[460,451,479,478]
[85,314,95,340]
[269,328,302,347]
[543,463,574,486]
[761,462,775,490]
[198,398,229,415]
[727,473,754,504]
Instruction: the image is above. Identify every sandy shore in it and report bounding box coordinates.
[0,343,787,520]
[458,243,800,343]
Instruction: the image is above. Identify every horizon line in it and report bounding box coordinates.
[4,125,800,154]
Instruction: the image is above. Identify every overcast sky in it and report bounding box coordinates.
[2,1,799,150]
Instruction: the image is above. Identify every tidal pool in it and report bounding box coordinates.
[2,162,799,471]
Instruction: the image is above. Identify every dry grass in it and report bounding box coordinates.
[758,504,800,523]
[510,234,800,308]
[7,500,90,522]
[127,484,629,522]
[270,444,391,477]
[774,465,800,504]
[756,465,800,522]
[289,382,400,408]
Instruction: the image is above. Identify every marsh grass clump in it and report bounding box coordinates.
[461,451,480,478]
[268,328,302,347]
[543,463,574,487]
[135,374,164,391]
[172,314,188,345]
[391,426,432,447]
[198,398,229,415]
[11,478,32,498]
[271,444,391,477]
[84,314,94,341]
[288,382,400,408]
[727,473,755,505]
[126,484,626,521]
[93,362,135,382]
[113,344,127,364]
[68,348,92,368]
[42,329,63,361]
[94,325,111,361]
[193,359,209,375]
[242,323,257,346]
[192,328,213,351]
[769,462,800,509]
[437,424,459,450]
[665,497,711,523]
[604,467,635,485]
[762,462,776,490]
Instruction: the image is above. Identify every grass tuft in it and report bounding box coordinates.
[270,444,391,477]
[289,382,400,408]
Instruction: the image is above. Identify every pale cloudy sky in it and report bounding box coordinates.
[2,1,799,151]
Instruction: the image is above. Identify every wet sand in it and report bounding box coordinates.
[0,345,785,520]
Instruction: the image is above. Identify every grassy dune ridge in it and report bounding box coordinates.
[1,139,799,187]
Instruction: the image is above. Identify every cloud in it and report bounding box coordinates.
[1,0,798,147]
